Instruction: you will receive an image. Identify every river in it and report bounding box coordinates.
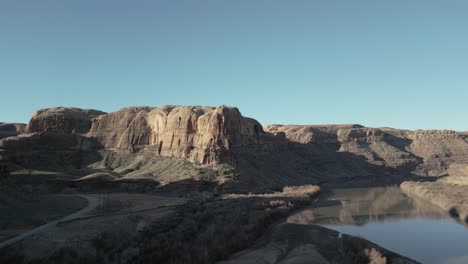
[288,186,468,264]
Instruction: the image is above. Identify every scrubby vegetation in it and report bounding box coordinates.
[224,184,320,199]
[1,195,312,264]
[130,198,299,263]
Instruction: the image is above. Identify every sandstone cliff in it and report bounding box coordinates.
[3,105,468,191]
[26,107,106,133]
[88,105,264,164]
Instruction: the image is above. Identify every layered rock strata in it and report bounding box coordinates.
[2,105,468,190]
[88,105,264,164]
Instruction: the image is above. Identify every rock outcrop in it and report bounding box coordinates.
[3,104,468,190]
[0,131,101,172]
[26,107,106,133]
[88,105,264,164]
[0,123,26,139]
[263,125,468,177]
[405,130,468,176]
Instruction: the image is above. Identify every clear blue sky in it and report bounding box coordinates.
[1,1,467,130]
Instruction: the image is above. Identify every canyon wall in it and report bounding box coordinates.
[263,124,468,177]
[2,105,468,189]
[88,105,264,164]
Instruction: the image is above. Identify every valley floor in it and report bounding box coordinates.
[2,175,466,264]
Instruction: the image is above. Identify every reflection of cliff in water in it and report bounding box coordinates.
[288,186,448,226]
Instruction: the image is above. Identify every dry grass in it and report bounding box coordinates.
[365,248,387,264]
[224,184,320,199]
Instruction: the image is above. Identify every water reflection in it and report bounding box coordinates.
[288,186,468,264]
[288,186,448,225]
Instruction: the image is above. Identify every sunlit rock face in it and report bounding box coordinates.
[4,104,468,187]
[88,105,264,164]
[26,107,106,133]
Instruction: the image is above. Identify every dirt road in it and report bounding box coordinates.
[0,194,98,249]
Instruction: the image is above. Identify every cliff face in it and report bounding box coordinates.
[3,105,468,190]
[263,125,468,177]
[26,107,106,133]
[88,105,263,164]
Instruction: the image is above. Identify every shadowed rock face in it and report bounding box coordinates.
[0,123,26,139]
[26,107,106,133]
[263,124,468,177]
[88,105,264,164]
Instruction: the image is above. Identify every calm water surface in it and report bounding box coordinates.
[288,186,468,264]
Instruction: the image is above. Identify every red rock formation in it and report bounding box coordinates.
[6,104,468,183]
[26,107,106,133]
[88,105,264,164]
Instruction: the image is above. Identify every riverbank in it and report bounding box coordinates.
[220,222,419,264]
[401,177,468,224]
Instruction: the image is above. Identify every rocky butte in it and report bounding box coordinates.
[2,105,468,191]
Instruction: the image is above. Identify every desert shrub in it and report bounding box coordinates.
[127,198,295,264]
[92,232,114,253]
[449,207,459,218]
[224,184,320,199]
[21,196,306,264]
[282,185,320,196]
[265,199,294,208]
[365,248,387,264]
[47,247,80,264]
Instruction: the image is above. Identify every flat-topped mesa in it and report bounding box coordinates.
[26,107,107,133]
[404,129,468,176]
[264,124,415,168]
[88,105,264,164]
[264,124,365,144]
[407,129,464,140]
